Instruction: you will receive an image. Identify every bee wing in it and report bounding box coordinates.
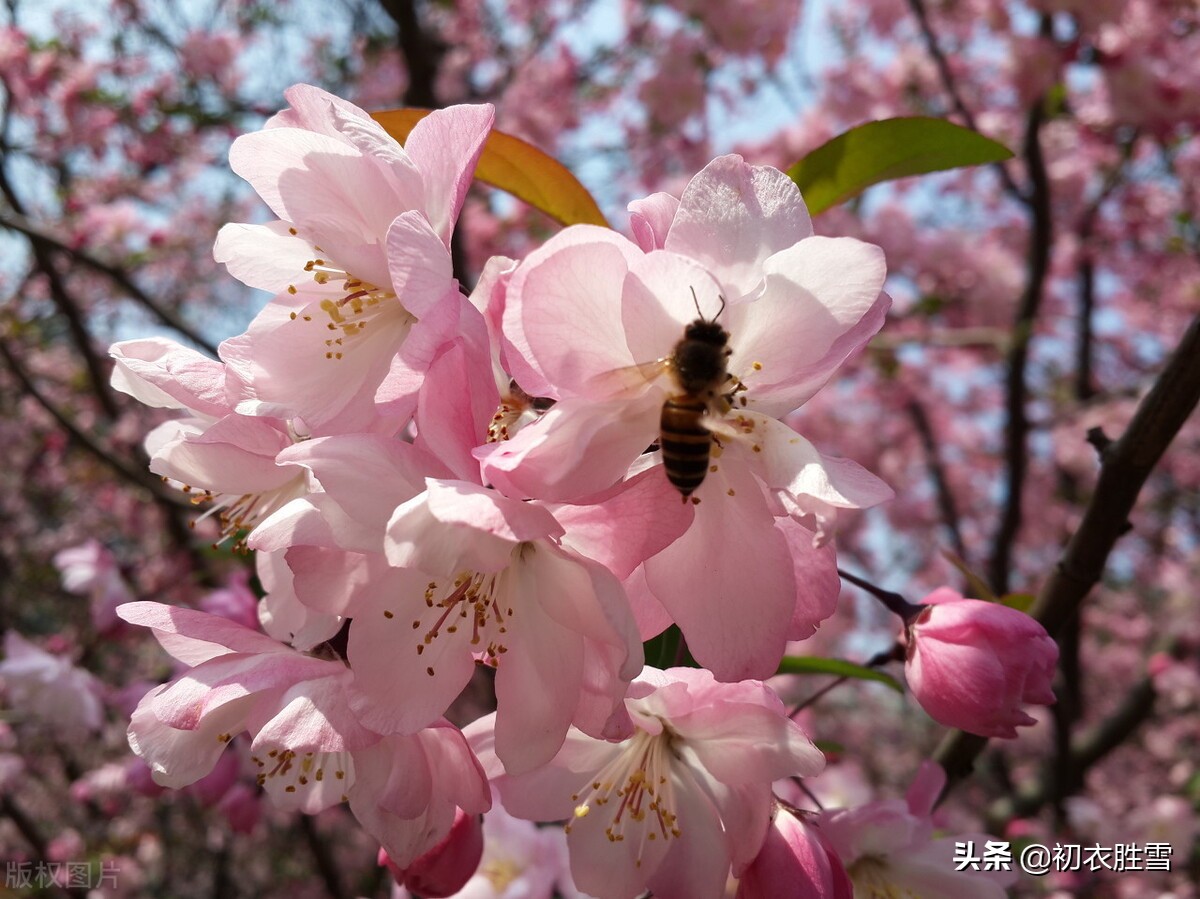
[586,357,672,399]
[700,412,742,442]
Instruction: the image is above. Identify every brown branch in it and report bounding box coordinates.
[1,796,89,899]
[906,398,968,561]
[905,0,1024,201]
[0,335,203,557]
[0,211,218,357]
[298,815,351,899]
[937,312,1200,793]
[1032,314,1200,634]
[988,65,1054,597]
[0,336,158,489]
[0,176,120,421]
[1075,255,1097,401]
[1073,134,1138,403]
[378,0,444,108]
[987,671,1158,824]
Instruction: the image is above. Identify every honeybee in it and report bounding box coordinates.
[659,293,732,497]
[593,288,735,499]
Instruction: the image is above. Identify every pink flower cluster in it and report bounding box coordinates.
[107,84,1038,897]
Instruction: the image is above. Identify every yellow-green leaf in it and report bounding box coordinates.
[372,108,609,228]
[1000,592,1036,612]
[941,549,997,602]
[787,117,1014,215]
[776,656,903,693]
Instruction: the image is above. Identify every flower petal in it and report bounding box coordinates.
[110,338,230,417]
[347,566,478,735]
[505,225,643,398]
[730,239,887,414]
[628,192,680,252]
[403,104,495,244]
[385,210,456,318]
[116,602,287,664]
[643,462,794,681]
[477,395,662,503]
[665,155,812,299]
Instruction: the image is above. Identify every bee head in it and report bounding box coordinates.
[686,286,728,345]
[683,319,729,346]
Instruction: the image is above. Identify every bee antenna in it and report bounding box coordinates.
[690,287,727,322]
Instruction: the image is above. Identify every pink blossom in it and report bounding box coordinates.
[480,155,892,680]
[735,806,852,899]
[118,601,489,865]
[906,588,1058,738]
[382,807,484,898]
[53,540,134,634]
[348,725,492,867]
[215,85,494,433]
[215,782,263,834]
[472,667,824,899]
[820,762,1016,898]
[0,631,104,734]
[255,549,343,651]
[178,30,240,91]
[442,792,582,898]
[253,464,647,774]
[199,569,260,631]
[110,337,311,546]
[118,601,376,791]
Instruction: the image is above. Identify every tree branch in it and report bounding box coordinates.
[987,671,1158,824]
[0,173,120,420]
[298,815,350,899]
[0,210,219,357]
[1,796,89,898]
[906,398,968,561]
[905,0,1024,201]
[937,312,1200,792]
[0,334,183,505]
[988,63,1054,596]
[378,0,444,108]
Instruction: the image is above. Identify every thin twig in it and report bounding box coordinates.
[905,0,1024,200]
[906,398,968,561]
[0,336,170,494]
[0,210,218,357]
[1073,133,1138,403]
[298,815,350,899]
[988,54,1054,597]
[0,173,120,419]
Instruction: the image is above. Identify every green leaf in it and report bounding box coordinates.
[999,592,1036,612]
[642,625,699,669]
[813,739,845,756]
[786,117,1014,215]
[776,656,903,693]
[941,549,997,602]
[372,108,609,228]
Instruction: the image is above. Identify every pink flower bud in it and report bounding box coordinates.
[736,807,852,899]
[380,806,483,898]
[906,588,1058,738]
[216,783,262,834]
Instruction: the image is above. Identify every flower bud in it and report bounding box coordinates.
[906,588,1058,738]
[380,806,484,898]
[736,806,852,899]
[216,783,262,834]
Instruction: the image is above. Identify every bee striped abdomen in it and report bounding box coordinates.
[660,396,712,495]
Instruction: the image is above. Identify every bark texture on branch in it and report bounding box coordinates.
[937,312,1200,792]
